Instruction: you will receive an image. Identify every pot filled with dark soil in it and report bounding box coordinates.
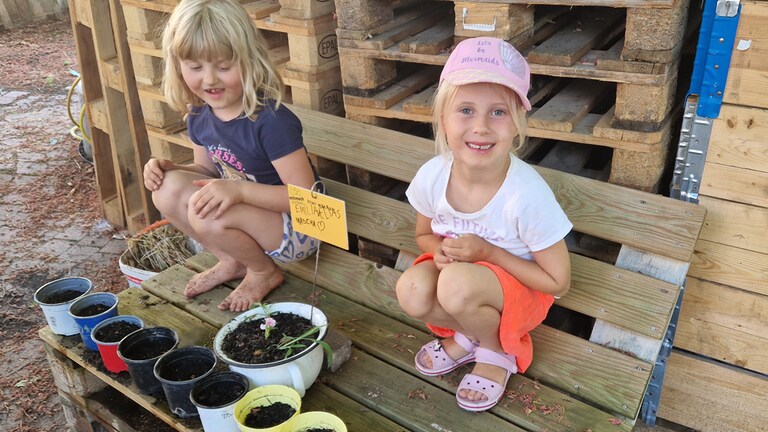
[213,302,330,397]
[34,277,93,336]
[67,292,119,350]
[90,315,143,373]
[118,326,179,395]
[234,385,301,432]
[190,371,249,432]
[286,411,347,432]
[153,345,217,418]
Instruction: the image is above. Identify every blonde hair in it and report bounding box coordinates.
[432,82,528,155]
[162,0,283,118]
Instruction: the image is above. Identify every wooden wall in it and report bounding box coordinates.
[0,0,67,29]
[658,1,768,430]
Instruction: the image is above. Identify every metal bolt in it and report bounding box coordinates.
[650,326,658,332]
[719,37,725,43]
[623,404,629,410]
[574,384,580,390]
[717,91,723,96]
[587,348,593,353]
[714,64,720,69]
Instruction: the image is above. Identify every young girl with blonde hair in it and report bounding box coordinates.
[143,0,319,312]
[396,37,572,412]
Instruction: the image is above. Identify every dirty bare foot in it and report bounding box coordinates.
[218,268,284,312]
[184,260,247,298]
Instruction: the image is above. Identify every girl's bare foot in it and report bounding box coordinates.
[457,359,510,402]
[420,336,473,369]
[218,268,284,312]
[184,261,246,298]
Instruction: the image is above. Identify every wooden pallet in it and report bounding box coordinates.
[336,2,694,130]
[69,0,159,233]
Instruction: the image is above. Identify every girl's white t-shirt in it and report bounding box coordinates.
[406,154,573,261]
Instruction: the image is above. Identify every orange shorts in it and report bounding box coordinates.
[412,253,554,373]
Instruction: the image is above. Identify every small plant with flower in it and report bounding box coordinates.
[260,317,277,339]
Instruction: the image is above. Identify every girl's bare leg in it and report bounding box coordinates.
[396,261,475,368]
[437,263,508,402]
[152,171,284,311]
[187,200,285,312]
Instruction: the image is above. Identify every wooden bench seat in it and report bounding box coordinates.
[40,105,706,432]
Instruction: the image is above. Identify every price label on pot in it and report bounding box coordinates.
[288,184,348,250]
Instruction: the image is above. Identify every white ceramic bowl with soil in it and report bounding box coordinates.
[213,302,328,397]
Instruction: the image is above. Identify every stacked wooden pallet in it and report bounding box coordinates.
[259,0,344,116]
[67,0,158,234]
[334,0,697,192]
[120,0,343,165]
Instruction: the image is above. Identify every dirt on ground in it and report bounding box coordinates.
[0,18,128,432]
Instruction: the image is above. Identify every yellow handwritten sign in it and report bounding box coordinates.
[288,184,348,250]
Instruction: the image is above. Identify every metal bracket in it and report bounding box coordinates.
[462,8,496,32]
[670,95,713,203]
[641,280,687,426]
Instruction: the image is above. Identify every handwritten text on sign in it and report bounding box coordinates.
[288,184,348,250]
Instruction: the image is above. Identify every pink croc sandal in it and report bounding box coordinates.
[456,347,518,412]
[415,332,479,377]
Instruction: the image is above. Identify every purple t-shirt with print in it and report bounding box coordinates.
[187,101,316,185]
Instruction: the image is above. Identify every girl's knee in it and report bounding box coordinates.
[436,264,482,314]
[395,271,434,319]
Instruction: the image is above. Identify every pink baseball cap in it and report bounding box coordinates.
[440,37,531,111]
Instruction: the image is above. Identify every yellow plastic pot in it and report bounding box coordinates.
[286,411,347,432]
[235,385,301,432]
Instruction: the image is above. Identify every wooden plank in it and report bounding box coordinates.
[346,101,664,153]
[292,105,706,262]
[163,254,635,431]
[343,69,438,109]
[593,104,677,145]
[709,104,768,173]
[659,350,768,432]
[300,384,403,432]
[697,196,768,255]
[723,0,768,109]
[337,3,448,51]
[336,44,670,86]
[700,162,768,208]
[528,80,611,132]
[676,276,768,374]
[402,83,436,115]
[278,0,335,20]
[527,8,624,67]
[109,0,159,228]
[688,239,768,297]
[399,19,453,55]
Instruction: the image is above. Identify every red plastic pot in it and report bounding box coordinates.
[91,315,144,373]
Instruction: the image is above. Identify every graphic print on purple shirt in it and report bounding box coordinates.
[187,101,315,185]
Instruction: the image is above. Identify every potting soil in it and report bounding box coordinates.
[244,402,296,428]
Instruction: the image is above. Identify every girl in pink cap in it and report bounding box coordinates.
[396,37,572,412]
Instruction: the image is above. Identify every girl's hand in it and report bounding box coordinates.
[433,244,453,271]
[143,158,175,191]
[189,179,243,219]
[441,234,493,263]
